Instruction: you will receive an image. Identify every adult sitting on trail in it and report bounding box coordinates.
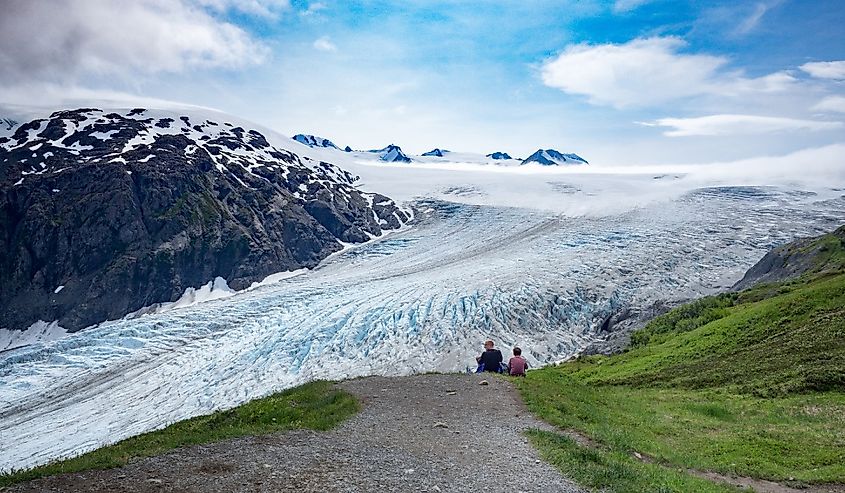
[508,347,529,377]
[475,339,503,373]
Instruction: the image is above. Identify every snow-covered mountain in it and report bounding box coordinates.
[421,148,449,157]
[0,108,408,334]
[486,151,512,160]
[292,133,340,149]
[522,149,588,166]
[370,144,412,162]
[1,117,18,133]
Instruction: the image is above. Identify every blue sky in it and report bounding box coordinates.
[1,0,844,164]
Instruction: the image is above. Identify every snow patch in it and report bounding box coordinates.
[89,129,119,140]
[247,269,309,290]
[0,320,67,352]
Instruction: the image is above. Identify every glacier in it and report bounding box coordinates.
[2,139,845,472]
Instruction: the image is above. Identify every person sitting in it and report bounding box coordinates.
[475,339,503,373]
[508,346,529,377]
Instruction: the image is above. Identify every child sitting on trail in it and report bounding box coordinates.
[508,347,529,377]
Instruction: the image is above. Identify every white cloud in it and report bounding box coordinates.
[0,83,219,112]
[540,37,796,108]
[812,96,845,114]
[195,0,289,18]
[800,61,845,80]
[612,0,653,13]
[313,36,338,52]
[643,114,843,137]
[0,0,268,84]
[736,3,767,34]
[302,2,327,16]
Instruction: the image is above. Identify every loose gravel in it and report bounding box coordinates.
[6,373,583,492]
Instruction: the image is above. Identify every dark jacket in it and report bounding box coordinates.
[478,348,503,372]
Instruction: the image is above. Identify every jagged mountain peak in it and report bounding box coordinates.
[421,148,449,157]
[486,151,512,160]
[369,144,412,163]
[293,133,340,149]
[521,149,588,166]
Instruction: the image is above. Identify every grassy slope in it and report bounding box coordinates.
[0,380,358,487]
[519,232,845,492]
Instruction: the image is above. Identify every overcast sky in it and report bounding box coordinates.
[1,0,844,165]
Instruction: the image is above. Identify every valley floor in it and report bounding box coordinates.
[3,374,582,493]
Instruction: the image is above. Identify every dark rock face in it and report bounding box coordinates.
[732,225,845,291]
[0,108,409,332]
[421,148,448,157]
[580,300,676,356]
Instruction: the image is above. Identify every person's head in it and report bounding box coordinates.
[513,346,522,356]
[484,339,494,350]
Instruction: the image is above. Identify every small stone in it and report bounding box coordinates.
[633,452,643,459]
[433,422,449,429]
[446,391,457,395]
[432,487,442,493]
[263,463,273,468]
[147,478,163,485]
[535,459,541,464]
[404,468,415,474]
[478,380,489,386]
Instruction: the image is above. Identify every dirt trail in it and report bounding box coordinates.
[6,374,583,493]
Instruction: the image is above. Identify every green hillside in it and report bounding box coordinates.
[519,228,845,492]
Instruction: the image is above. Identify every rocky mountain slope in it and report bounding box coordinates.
[0,108,408,332]
[732,225,845,290]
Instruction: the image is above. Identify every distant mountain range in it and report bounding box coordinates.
[292,133,587,166]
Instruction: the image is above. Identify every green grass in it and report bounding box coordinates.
[527,430,739,493]
[572,273,845,396]
[520,374,845,485]
[0,380,358,487]
[518,268,845,492]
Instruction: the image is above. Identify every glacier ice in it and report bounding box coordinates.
[1,170,844,472]
[0,181,845,470]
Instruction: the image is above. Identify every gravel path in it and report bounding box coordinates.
[6,374,583,492]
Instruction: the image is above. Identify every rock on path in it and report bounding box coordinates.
[7,374,583,492]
